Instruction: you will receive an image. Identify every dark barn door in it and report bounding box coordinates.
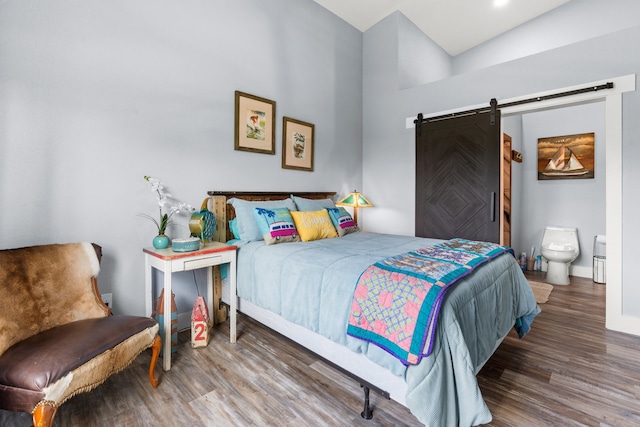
[415,111,501,243]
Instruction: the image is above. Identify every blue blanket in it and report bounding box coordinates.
[347,239,514,365]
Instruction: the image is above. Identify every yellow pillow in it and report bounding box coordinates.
[290,210,338,242]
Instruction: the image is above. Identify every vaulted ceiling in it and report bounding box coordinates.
[313,0,571,56]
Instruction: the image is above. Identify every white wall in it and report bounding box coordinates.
[0,0,363,316]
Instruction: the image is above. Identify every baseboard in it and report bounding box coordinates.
[606,313,640,336]
[570,265,593,280]
[530,263,594,280]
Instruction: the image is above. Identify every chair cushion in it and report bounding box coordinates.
[0,315,156,391]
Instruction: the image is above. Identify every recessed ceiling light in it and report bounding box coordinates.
[494,0,509,7]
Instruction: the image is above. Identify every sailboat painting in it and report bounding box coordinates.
[537,132,595,180]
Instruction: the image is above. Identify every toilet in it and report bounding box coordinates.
[541,226,580,285]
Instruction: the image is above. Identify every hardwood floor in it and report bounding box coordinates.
[2,273,640,426]
[481,272,640,427]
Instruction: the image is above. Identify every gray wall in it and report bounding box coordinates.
[0,0,363,316]
[362,6,640,317]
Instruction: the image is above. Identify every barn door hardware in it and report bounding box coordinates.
[414,82,614,128]
[490,98,498,125]
[415,113,424,137]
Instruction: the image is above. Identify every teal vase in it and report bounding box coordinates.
[153,234,170,249]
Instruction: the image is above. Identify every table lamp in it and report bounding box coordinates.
[336,190,373,226]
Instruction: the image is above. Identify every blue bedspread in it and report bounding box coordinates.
[234,232,540,426]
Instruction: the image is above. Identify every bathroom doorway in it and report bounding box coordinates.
[503,102,606,280]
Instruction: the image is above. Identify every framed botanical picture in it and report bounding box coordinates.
[282,117,314,171]
[234,91,276,154]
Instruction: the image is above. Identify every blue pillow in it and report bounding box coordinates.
[253,207,301,245]
[228,218,241,240]
[291,195,335,211]
[327,207,359,237]
[228,197,297,241]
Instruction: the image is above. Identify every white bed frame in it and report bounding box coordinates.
[207,191,407,412]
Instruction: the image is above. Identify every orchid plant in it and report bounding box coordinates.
[140,175,193,235]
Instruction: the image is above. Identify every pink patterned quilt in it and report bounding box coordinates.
[346,238,513,365]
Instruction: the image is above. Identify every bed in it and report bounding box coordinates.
[206,191,540,427]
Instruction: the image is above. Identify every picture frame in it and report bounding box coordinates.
[537,132,594,180]
[234,91,276,154]
[282,117,314,172]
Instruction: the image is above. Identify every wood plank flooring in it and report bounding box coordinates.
[480,273,640,427]
[2,273,640,426]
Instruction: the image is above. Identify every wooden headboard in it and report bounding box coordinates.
[205,191,337,243]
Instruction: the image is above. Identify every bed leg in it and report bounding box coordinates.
[361,385,373,420]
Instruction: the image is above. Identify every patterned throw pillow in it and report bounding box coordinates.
[290,210,338,242]
[228,197,297,241]
[327,207,359,237]
[253,207,301,245]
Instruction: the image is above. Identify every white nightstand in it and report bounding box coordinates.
[143,241,237,371]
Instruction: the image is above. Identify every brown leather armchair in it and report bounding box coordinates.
[0,242,161,427]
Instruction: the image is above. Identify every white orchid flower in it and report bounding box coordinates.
[140,176,194,235]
